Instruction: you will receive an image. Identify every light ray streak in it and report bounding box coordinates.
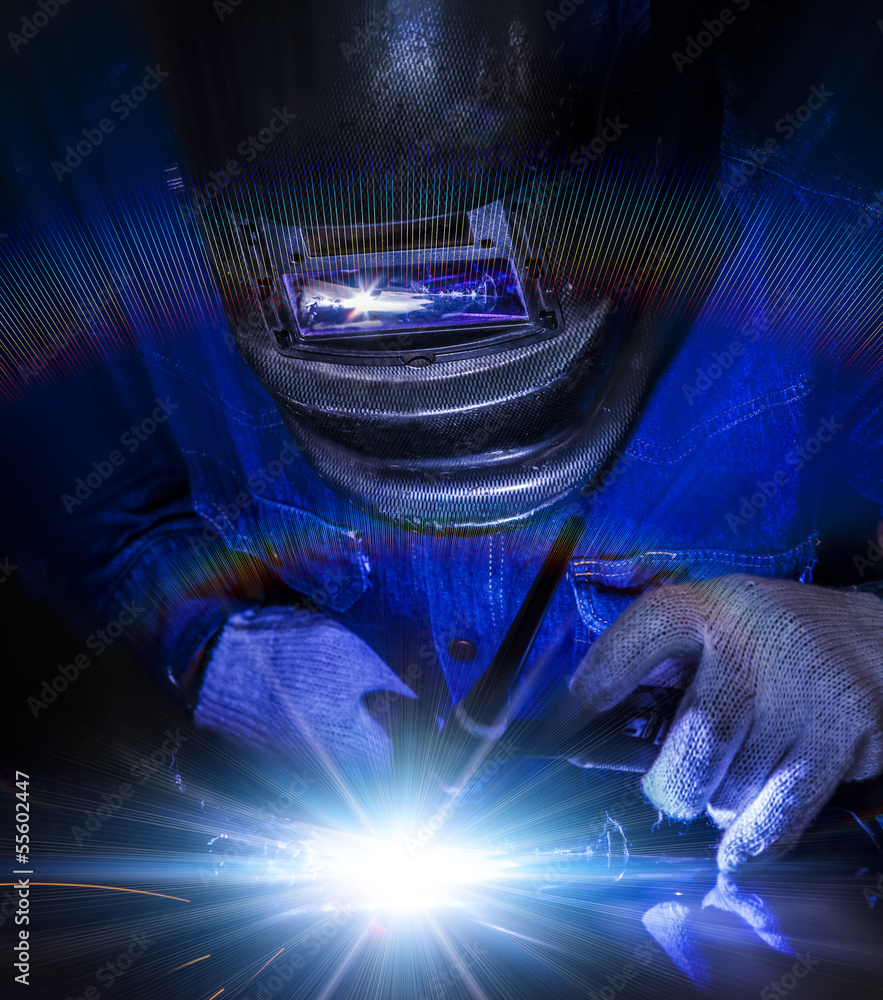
[425,912,492,1000]
[478,921,573,954]
[314,918,376,1000]
[250,640,381,837]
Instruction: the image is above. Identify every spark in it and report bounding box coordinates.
[0,883,190,901]
[252,947,285,977]
[218,946,286,1000]
[166,953,212,973]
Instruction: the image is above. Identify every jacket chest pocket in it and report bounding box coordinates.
[569,537,819,633]
[186,451,370,613]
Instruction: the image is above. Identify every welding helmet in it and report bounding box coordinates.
[148,0,730,532]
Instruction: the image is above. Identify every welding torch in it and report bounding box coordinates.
[433,516,676,782]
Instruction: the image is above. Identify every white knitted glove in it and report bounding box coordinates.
[570,575,883,870]
[193,606,416,775]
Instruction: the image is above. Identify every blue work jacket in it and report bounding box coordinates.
[79,153,878,715]
[2,0,882,721]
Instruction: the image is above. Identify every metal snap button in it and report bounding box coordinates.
[447,638,478,661]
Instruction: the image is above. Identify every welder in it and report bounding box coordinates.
[3,0,883,876]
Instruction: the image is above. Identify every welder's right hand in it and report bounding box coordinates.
[192,606,416,775]
[569,575,883,871]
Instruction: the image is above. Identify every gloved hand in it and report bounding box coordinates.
[192,606,416,775]
[569,575,883,870]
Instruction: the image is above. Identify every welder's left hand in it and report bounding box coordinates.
[192,606,417,777]
[569,575,883,870]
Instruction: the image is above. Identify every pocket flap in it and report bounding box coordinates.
[569,537,819,632]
